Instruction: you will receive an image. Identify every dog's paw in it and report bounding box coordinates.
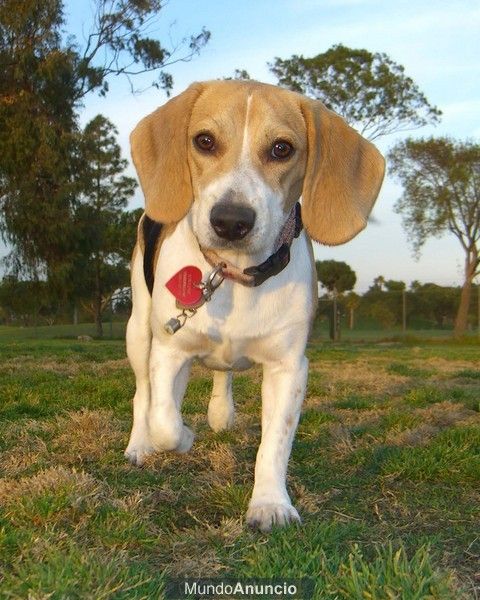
[149,422,195,454]
[246,502,301,533]
[207,404,235,432]
[124,443,155,467]
[175,425,195,453]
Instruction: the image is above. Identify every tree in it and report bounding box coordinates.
[74,115,137,337]
[385,280,406,292]
[363,276,406,328]
[389,137,480,337]
[370,303,396,329]
[72,0,210,98]
[345,291,361,330]
[0,0,80,282]
[371,275,386,292]
[113,207,144,263]
[315,260,356,293]
[225,69,251,81]
[269,44,440,140]
[0,275,55,325]
[412,283,458,329]
[316,260,356,341]
[0,0,209,280]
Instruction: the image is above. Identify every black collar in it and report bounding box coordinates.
[142,203,303,295]
[243,202,302,286]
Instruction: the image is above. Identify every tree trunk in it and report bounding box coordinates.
[454,250,478,337]
[349,308,354,329]
[94,258,103,338]
[73,303,78,325]
[332,288,339,341]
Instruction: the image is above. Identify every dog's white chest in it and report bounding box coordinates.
[150,218,314,367]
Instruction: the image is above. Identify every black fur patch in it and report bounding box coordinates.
[142,215,163,296]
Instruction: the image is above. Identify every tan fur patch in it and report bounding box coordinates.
[130,80,383,244]
[187,81,308,212]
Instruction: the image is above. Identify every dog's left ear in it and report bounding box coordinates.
[130,83,204,223]
[300,98,385,245]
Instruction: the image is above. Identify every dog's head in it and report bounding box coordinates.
[130,80,385,253]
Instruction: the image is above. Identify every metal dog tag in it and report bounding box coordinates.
[163,265,225,335]
[164,318,183,335]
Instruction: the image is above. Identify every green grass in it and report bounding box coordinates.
[0,327,479,598]
[453,368,480,380]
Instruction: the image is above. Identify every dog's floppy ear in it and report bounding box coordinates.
[130,83,204,223]
[300,98,385,245]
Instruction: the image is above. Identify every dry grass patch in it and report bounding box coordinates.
[385,424,441,447]
[140,443,208,474]
[0,465,104,507]
[311,359,408,396]
[111,489,155,514]
[0,420,50,476]
[0,447,47,477]
[291,481,342,515]
[329,407,387,427]
[167,517,243,577]
[328,423,356,457]
[52,408,125,463]
[420,357,479,375]
[0,410,127,476]
[206,442,237,479]
[415,402,478,428]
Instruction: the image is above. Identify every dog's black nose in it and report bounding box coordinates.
[210,202,256,241]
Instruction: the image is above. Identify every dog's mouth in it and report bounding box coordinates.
[201,232,260,258]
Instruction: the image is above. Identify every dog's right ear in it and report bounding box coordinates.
[130,83,204,223]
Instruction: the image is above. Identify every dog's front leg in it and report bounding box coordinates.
[148,337,194,453]
[247,355,308,532]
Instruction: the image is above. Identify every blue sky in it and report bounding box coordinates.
[66,0,479,291]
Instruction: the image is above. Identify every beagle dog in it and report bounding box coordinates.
[125,80,384,532]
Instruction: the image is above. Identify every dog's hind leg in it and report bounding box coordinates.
[125,246,154,466]
[208,371,234,432]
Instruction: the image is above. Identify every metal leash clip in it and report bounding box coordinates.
[164,264,225,335]
[197,264,225,302]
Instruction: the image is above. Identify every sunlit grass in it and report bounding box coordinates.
[0,333,478,598]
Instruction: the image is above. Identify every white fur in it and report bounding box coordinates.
[190,165,285,257]
[126,96,316,532]
[190,94,285,257]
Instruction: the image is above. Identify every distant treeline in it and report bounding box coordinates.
[318,282,480,332]
[1,276,478,332]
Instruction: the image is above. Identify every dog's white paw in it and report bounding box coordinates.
[124,443,155,467]
[149,421,195,453]
[246,502,301,533]
[208,404,235,432]
[175,425,195,453]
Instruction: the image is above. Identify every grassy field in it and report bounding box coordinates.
[2,320,477,342]
[0,329,479,598]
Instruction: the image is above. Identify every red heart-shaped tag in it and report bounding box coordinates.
[165,266,203,307]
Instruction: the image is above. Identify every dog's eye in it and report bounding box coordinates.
[194,133,216,152]
[271,140,294,160]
